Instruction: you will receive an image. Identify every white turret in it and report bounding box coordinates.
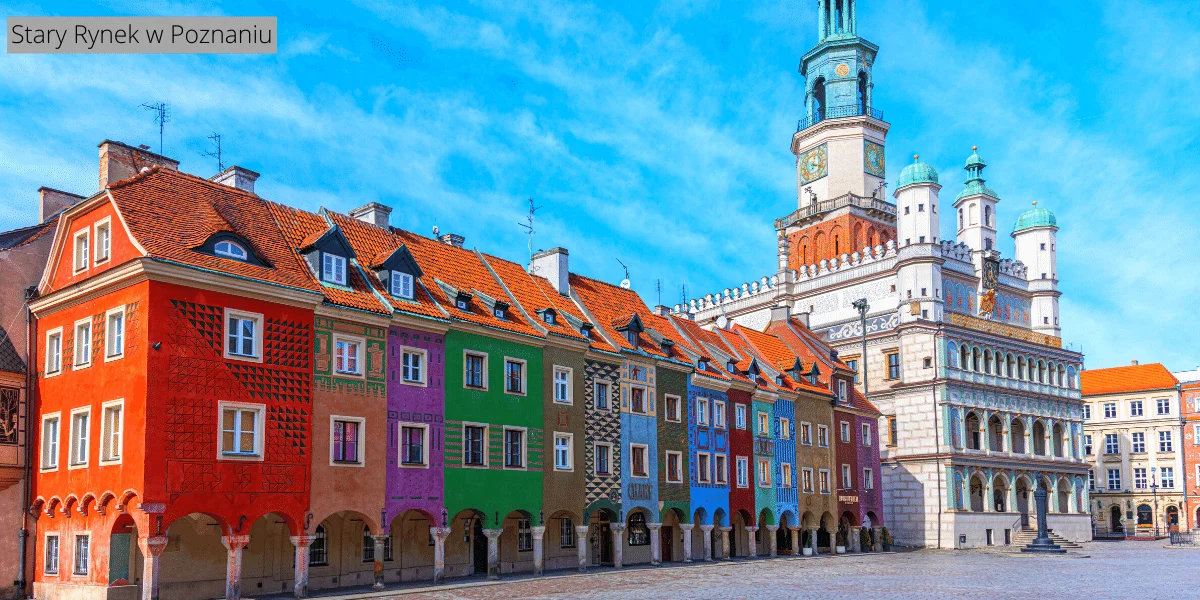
[1012,201,1060,336]
[894,155,943,324]
[952,147,999,254]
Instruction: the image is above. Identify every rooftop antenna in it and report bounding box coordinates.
[200,133,224,171]
[141,102,170,155]
[518,197,542,271]
[616,258,631,289]
[655,279,662,306]
[680,284,688,305]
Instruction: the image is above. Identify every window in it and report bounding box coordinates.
[543,311,557,325]
[781,463,793,488]
[886,352,900,380]
[863,468,874,490]
[736,456,749,488]
[45,328,62,375]
[1103,403,1116,419]
[100,400,123,464]
[1083,405,1091,420]
[214,240,247,260]
[1107,469,1121,490]
[818,469,831,493]
[69,408,89,467]
[390,271,414,299]
[493,306,507,320]
[817,424,828,447]
[505,359,525,394]
[1156,398,1171,415]
[1161,467,1174,488]
[90,218,110,263]
[696,452,711,483]
[225,310,261,359]
[73,229,89,272]
[846,359,859,383]
[553,367,572,404]
[715,454,728,485]
[518,519,533,552]
[1134,467,1147,489]
[401,348,425,384]
[840,421,851,443]
[594,443,612,476]
[362,527,390,562]
[628,513,650,546]
[837,379,848,402]
[1084,434,1093,455]
[44,534,59,574]
[1131,432,1145,453]
[631,444,648,477]
[630,386,646,414]
[464,425,486,466]
[105,308,124,359]
[841,464,852,488]
[560,517,576,548]
[73,535,89,575]
[1104,433,1119,454]
[757,412,769,437]
[757,458,771,487]
[309,526,328,566]
[554,433,573,471]
[1088,470,1095,491]
[735,405,747,429]
[1195,423,1200,445]
[862,423,872,446]
[400,423,428,466]
[802,467,814,492]
[594,382,609,410]
[464,352,486,389]
[331,418,362,464]
[1130,400,1143,417]
[697,398,709,425]
[666,451,682,483]
[1159,430,1173,452]
[335,336,363,375]
[504,429,525,468]
[456,298,469,311]
[779,417,791,440]
[220,403,263,457]
[322,252,347,285]
[887,417,897,446]
[40,414,60,470]
[73,319,91,367]
[714,400,726,428]
[665,395,681,422]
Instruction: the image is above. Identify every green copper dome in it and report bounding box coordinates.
[955,146,999,201]
[897,155,939,188]
[965,150,986,168]
[1013,204,1057,232]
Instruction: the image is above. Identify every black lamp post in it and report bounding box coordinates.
[1150,467,1160,538]
[851,298,869,398]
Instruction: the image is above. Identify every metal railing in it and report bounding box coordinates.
[1169,531,1194,545]
[774,192,896,229]
[797,104,885,133]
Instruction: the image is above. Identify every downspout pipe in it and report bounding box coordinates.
[931,324,943,549]
[18,287,37,597]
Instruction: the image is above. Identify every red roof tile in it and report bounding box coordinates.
[732,324,830,395]
[568,273,690,362]
[480,253,588,342]
[1081,363,1179,396]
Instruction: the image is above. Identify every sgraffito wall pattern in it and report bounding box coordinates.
[583,357,621,521]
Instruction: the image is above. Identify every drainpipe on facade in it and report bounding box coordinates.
[18,292,37,598]
[931,324,943,549]
[1178,383,1188,533]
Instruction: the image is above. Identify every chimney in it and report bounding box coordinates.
[654,305,671,317]
[349,202,392,228]
[38,187,84,222]
[98,140,179,190]
[1131,360,1139,366]
[212,166,260,194]
[439,233,465,249]
[530,247,570,296]
[770,304,792,323]
[792,311,811,328]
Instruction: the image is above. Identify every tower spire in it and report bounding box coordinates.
[819,0,858,42]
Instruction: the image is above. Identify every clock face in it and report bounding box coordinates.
[983,259,999,289]
[799,144,828,184]
[835,63,850,77]
[863,141,885,177]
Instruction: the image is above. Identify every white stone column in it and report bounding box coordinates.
[648,522,662,565]
[574,526,589,572]
[137,535,168,600]
[680,524,694,562]
[849,526,862,552]
[872,526,884,551]
[807,527,819,555]
[790,527,800,556]
[699,524,714,561]
[483,528,503,580]
[766,525,778,557]
[221,534,250,600]
[745,526,758,558]
[431,527,451,584]
[531,526,546,575]
[372,535,387,588]
[980,410,991,454]
[718,526,732,560]
[611,524,626,569]
[289,535,314,598]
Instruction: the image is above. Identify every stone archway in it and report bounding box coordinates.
[1109,505,1123,533]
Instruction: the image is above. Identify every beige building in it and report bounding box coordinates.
[1082,362,1185,536]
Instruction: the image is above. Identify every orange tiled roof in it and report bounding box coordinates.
[732,324,830,395]
[481,253,588,342]
[667,316,749,383]
[568,273,690,362]
[763,318,876,412]
[1081,363,1179,396]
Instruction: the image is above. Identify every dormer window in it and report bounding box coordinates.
[322,253,347,285]
[580,323,593,338]
[390,271,414,299]
[456,297,469,311]
[775,375,785,386]
[727,360,738,374]
[626,330,638,346]
[493,307,506,319]
[215,241,248,261]
[542,310,557,326]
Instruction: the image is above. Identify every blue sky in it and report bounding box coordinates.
[1,0,1197,372]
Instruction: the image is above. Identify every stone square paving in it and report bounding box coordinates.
[285,542,1199,600]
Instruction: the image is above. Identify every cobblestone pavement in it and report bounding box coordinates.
[296,542,1200,600]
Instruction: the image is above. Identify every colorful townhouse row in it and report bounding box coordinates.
[15,141,884,600]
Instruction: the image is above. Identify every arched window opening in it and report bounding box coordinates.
[1137,504,1153,527]
[1006,354,1015,378]
[857,71,869,113]
[992,477,1008,512]
[309,525,329,566]
[965,412,981,450]
[1052,423,1065,457]
[984,205,992,227]
[983,350,993,375]
[947,342,959,369]
[960,344,970,372]
[1032,421,1047,456]
[1017,357,1026,380]
[1010,419,1026,454]
[988,416,1004,452]
[969,476,985,512]
[969,203,978,225]
[958,209,964,229]
[813,78,827,121]
[215,240,248,260]
[972,348,981,372]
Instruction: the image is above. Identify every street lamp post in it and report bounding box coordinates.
[1150,466,1160,538]
[851,299,869,397]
